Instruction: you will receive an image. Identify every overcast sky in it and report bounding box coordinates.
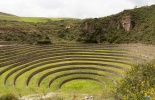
[0,0,155,19]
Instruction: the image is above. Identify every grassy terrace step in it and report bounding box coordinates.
[0,47,131,70]
[6,65,124,90]
[43,70,119,88]
[3,56,132,82]
[0,46,125,65]
[0,45,146,65]
[13,62,128,86]
[0,44,144,95]
[0,46,40,65]
[0,51,131,75]
[0,49,125,63]
[0,43,127,53]
[0,53,145,67]
[39,44,122,48]
[2,53,131,71]
[0,45,36,57]
[0,50,133,73]
[12,58,130,81]
[0,49,135,68]
[40,73,111,91]
[59,77,106,89]
[25,62,125,86]
[39,74,111,91]
[0,51,131,70]
[0,44,29,50]
[1,69,119,94]
[39,72,117,88]
[0,44,124,51]
[0,45,125,59]
[0,45,148,62]
[2,62,131,85]
[14,63,125,87]
[47,43,144,48]
[48,72,116,88]
[2,45,145,66]
[2,55,131,72]
[3,56,133,86]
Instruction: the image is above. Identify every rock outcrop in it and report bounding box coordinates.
[121,15,133,31]
[84,21,96,34]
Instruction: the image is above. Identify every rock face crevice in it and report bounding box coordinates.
[121,15,133,31]
[82,15,135,36]
[84,21,96,34]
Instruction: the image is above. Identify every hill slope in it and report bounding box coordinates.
[0,12,20,21]
[0,5,155,44]
[80,5,155,43]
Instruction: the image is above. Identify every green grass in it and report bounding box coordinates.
[60,80,104,93]
[20,17,49,23]
[20,17,77,23]
[0,15,20,21]
[0,13,76,23]
[0,44,143,97]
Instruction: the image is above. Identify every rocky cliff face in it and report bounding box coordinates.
[121,15,133,31]
[84,15,134,32]
[83,21,96,34]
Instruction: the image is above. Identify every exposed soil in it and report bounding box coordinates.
[119,43,155,62]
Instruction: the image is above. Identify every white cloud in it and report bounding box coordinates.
[127,0,149,7]
[148,0,155,5]
[0,0,154,18]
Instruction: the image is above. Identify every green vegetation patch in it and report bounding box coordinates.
[113,63,155,100]
[0,44,134,96]
[60,80,104,93]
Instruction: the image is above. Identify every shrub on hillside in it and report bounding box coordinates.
[36,40,52,45]
[0,94,18,100]
[113,63,155,100]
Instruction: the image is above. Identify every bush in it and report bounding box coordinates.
[36,40,52,45]
[113,63,155,100]
[0,94,18,100]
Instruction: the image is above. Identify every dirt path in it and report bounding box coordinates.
[0,44,17,47]
[19,92,93,100]
[20,92,62,100]
[0,45,10,47]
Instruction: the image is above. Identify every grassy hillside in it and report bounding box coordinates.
[0,12,20,21]
[0,5,155,44]
[0,12,77,23]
